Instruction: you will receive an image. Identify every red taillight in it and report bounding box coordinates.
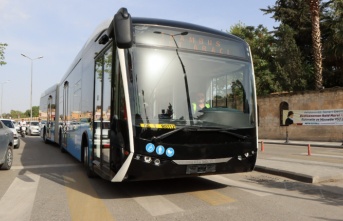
[124,151,130,156]
[103,144,110,148]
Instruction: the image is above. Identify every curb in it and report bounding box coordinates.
[254,165,314,183]
[254,165,343,183]
[261,141,343,149]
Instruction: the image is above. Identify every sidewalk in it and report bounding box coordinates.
[260,139,343,148]
[254,139,343,183]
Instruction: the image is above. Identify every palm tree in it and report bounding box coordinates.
[321,0,343,86]
[307,0,323,90]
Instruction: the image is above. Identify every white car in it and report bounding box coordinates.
[0,119,20,149]
[27,121,41,136]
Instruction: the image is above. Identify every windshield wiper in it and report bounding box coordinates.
[153,31,194,124]
[190,127,248,140]
[151,126,248,144]
[151,125,200,144]
[218,130,248,140]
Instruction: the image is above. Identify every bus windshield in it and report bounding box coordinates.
[130,25,255,129]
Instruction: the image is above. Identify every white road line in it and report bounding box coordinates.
[134,195,184,216]
[204,175,272,197]
[0,173,40,221]
[11,164,78,170]
[300,153,343,159]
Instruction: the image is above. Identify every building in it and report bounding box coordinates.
[257,87,343,142]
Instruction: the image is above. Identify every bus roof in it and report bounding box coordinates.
[132,17,244,42]
[59,15,248,84]
[40,83,58,97]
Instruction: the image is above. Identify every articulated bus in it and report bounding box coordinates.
[40,8,258,182]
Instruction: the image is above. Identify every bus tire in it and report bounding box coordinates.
[83,145,97,178]
[59,131,66,153]
[43,128,49,144]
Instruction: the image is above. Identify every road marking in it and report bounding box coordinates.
[63,171,114,221]
[0,173,40,221]
[11,164,78,170]
[134,195,184,216]
[300,153,343,159]
[189,190,235,205]
[204,175,272,197]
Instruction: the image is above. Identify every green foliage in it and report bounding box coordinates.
[10,110,22,119]
[0,43,8,66]
[273,24,309,91]
[32,106,39,117]
[5,106,40,119]
[321,0,343,86]
[230,23,281,95]
[231,0,343,95]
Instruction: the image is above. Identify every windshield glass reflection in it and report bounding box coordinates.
[130,27,255,129]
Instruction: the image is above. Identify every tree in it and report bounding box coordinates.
[10,110,22,119]
[230,23,280,95]
[321,0,343,87]
[0,43,8,66]
[32,106,39,117]
[261,0,313,61]
[307,0,323,90]
[24,109,31,118]
[261,0,342,90]
[273,24,309,92]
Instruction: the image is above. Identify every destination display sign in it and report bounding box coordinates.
[134,26,249,59]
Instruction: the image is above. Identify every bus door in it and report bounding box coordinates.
[92,46,112,174]
[46,95,53,140]
[61,81,69,149]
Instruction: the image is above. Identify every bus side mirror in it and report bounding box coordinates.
[113,7,133,48]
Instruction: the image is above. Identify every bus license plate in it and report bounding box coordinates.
[186,164,216,174]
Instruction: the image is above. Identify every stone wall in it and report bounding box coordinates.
[257,87,343,142]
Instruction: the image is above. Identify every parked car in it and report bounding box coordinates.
[0,119,20,149]
[26,121,41,136]
[0,120,14,170]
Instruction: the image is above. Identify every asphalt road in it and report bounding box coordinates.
[0,136,342,221]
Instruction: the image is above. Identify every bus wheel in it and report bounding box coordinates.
[43,129,48,144]
[84,145,97,178]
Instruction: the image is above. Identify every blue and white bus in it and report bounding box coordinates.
[40,8,258,182]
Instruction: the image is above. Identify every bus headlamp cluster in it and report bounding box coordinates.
[237,151,256,161]
[135,154,162,166]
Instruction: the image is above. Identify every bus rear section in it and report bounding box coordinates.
[39,84,59,144]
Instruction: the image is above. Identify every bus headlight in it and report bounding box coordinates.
[144,156,152,163]
[154,159,161,166]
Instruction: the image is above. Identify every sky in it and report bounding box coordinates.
[0,0,278,115]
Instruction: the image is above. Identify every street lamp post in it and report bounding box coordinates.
[0,80,10,118]
[21,54,43,122]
